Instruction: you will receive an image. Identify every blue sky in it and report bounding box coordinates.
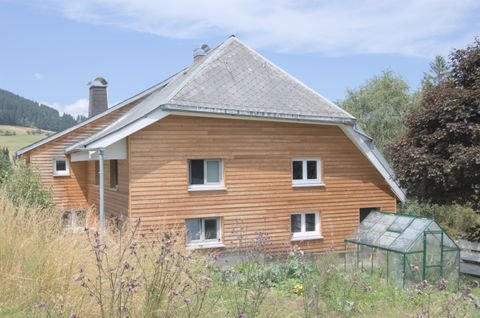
[0,0,479,116]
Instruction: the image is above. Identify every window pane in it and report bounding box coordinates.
[206,160,220,183]
[95,161,100,185]
[190,160,204,185]
[305,213,316,232]
[307,160,317,180]
[291,214,302,233]
[186,219,202,242]
[204,219,218,240]
[56,160,66,171]
[110,160,118,187]
[292,161,303,180]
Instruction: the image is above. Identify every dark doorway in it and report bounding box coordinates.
[359,207,379,223]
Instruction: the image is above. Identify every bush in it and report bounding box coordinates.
[398,200,480,239]
[0,147,11,184]
[1,160,54,211]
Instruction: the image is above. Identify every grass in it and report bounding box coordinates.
[0,125,51,157]
[0,193,478,318]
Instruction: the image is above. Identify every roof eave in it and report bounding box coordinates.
[160,104,357,126]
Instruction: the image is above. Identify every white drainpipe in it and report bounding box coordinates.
[98,149,105,237]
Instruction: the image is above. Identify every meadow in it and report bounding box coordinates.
[0,125,51,157]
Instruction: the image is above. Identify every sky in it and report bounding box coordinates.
[0,0,479,117]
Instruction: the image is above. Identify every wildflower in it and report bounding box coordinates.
[184,298,191,304]
[292,283,304,295]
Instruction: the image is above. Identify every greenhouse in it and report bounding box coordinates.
[345,212,460,288]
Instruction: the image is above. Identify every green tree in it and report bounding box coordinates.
[388,39,480,211]
[421,55,449,90]
[339,71,415,155]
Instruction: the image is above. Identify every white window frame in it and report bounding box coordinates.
[185,217,224,249]
[188,159,225,191]
[290,212,323,241]
[53,158,70,176]
[291,158,323,187]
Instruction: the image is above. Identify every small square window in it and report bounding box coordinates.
[53,158,69,176]
[292,159,322,186]
[188,159,224,190]
[291,212,322,241]
[185,217,222,248]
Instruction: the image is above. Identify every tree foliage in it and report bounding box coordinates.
[0,88,83,132]
[388,39,480,210]
[339,70,415,155]
[421,55,450,90]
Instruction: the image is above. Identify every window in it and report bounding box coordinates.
[292,159,322,186]
[185,217,223,248]
[94,161,100,185]
[53,158,69,176]
[188,159,224,190]
[110,160,119,188]
[291,212,322,240]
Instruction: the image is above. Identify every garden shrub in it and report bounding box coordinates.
[398,200,479,239]
[1,160,54,212]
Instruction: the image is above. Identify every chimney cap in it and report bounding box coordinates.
[193,47,206,58]
[88,77,108,88]
[201,44,210,53]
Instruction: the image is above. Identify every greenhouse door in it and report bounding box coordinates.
[423,231,443,282]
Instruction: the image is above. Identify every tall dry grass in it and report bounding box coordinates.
[0,192,94,316]
[0,190,217,317]
[0,186,478,317]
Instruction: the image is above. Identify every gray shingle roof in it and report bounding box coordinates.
[170,37,353,119]
[67,36,355,151]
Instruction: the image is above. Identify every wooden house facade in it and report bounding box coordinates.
[17,37,404,253]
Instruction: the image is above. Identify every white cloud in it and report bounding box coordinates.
[33,73,43,80]
[43,99,89,117]
[39,0,479,57]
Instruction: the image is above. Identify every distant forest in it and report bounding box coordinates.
[0,88,86,132]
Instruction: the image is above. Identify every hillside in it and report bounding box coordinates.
[0,88,85,132]
[0,125,51,156]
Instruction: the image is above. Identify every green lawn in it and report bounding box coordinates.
[0,125,52,157]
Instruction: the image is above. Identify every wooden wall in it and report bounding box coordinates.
[87,159,129,220]
[24,101,138,211]
[128,115,397,253]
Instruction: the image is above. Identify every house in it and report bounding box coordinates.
[17,36,405,252]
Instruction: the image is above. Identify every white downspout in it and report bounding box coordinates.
[98,148,105,238]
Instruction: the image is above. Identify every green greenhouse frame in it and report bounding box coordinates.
[344,212,460,288]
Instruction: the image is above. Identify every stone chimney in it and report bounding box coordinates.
[88,77,108,117]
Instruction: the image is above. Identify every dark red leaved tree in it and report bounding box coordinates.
[388,39,480,211]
